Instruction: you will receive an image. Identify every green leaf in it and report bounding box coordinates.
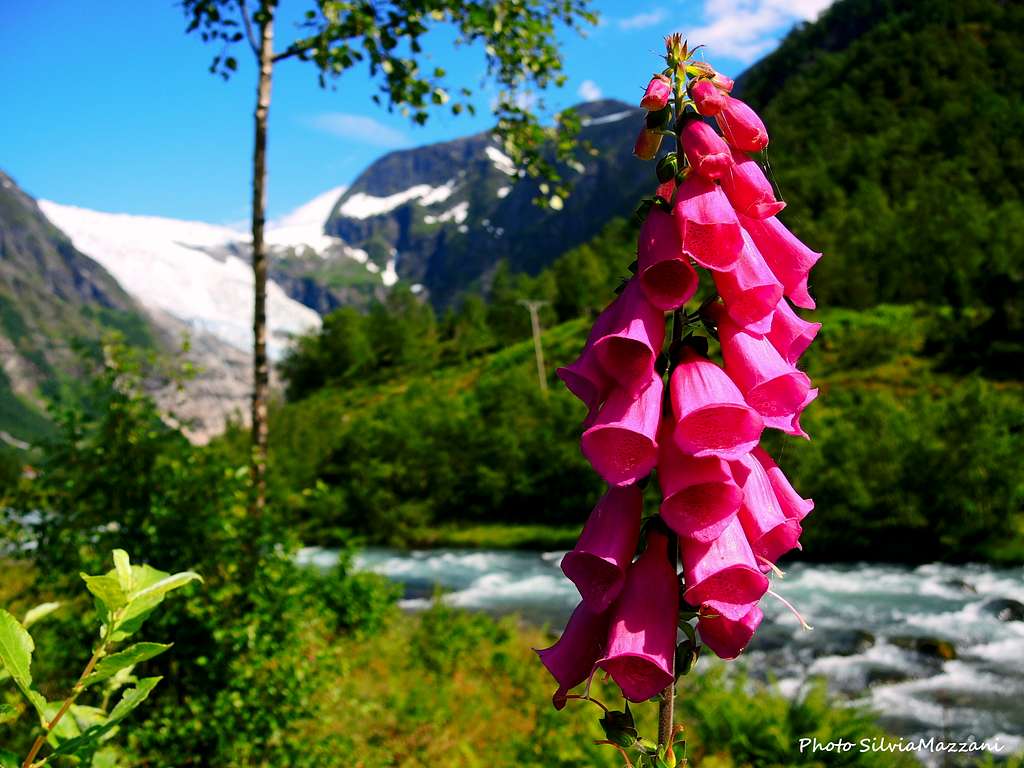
[23,601,61,628]
[0,703,16,724]
[113,549,133,592]
[81,573,127,613]
[83,643,172,688]
[0,610,47,723]
[112,570,201,640]
[0,748,19,768]
[52,677,162,757]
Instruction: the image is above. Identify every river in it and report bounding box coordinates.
[298,547,1024,763]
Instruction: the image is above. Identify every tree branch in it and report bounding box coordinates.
[271,46,302,63]
[237,0,259,57]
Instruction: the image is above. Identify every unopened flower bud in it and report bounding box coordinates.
[689,78,728,116]
[641,74,672,111]
[633,128,663,160]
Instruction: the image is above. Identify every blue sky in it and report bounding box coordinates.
[0,0,832,224]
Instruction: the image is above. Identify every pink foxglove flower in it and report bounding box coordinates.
[581,373,662,486]
[717,313,813,426]
[715,95,768,152]
[557,303,616,421]
[670,347,763,460]
[739,214,821,310]
[637,208,699,310]
[658,434,746,543]
[680,118,733,180]
[753,446,814,521]
[735,452,803,570]
[591,279,666,393]
[712,72,735,92]
[597,530,678,702]
[768,299,821,365]
[689,78,727,116]
[536,601,609,710]
[673,173,744,271]
[634,128,663,160]
[681,515,769,620]
[712,230,784,335]
[561,485,643,612]
[641,74,672,111]
[698,604,763,660]
[719,147,785,219]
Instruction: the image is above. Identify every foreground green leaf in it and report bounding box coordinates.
[22,602,61,629]
[83,643,172,687]
[52,677,162,757]
[0,609,48,723]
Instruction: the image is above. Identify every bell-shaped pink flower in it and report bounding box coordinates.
[689,78,727,116]
[634,128,663,160]
[712,230,784,335]
[597,530,678,702]
[658,434,745,543]
[581,372,662,487]
[591,279,665,393]
[768,299,820,365]
[670,347,763,461]
[536,601,609,710]
[739,214,821,310]
[557,303,617,421]
[641,74,672,111]
[698,604,763,660]
[561,485,643,612]
[680,118,733,180]
[673,173,744,271]
[753,446,814,521]
[717,312,813,424]
[712,72,735,92]
[763,387,818,438]
[715,95,768,152]
[637,208,698,311]
[735,452,803,570]
[719,147,785,219]
[682,516,769,620]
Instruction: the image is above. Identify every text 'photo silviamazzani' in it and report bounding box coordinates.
[538,35,822,768]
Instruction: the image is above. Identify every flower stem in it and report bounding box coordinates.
[658,527,678,750]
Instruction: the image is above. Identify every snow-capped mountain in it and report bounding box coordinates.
[38,201,325,360]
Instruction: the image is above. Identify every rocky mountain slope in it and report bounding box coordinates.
[324,99,652,305]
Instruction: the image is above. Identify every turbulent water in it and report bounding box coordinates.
[299,547,1024,762]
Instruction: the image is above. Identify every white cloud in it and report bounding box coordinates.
[685,0,834,63]
[577,79,603,101]
[306,113,410,148]
[616,9,668,30]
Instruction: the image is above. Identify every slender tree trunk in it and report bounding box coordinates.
[250,4,274,515]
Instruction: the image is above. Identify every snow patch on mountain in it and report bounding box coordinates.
[264,185,346,252]
[338,182,455,219]
[424,201,469,225]
[582,109,636,127]
[38,201,321,359]
[485,146,518,176]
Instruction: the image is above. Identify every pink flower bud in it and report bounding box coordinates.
[712,230,784,335]
[655,178,676,205]
[581,373,662,487]
[719,147,785,219]
[673,173,744,271]
[712,72,735,92]
[637,208,698,311]
[698,604,762,660]
[717,313,813,426]
[680,118,733,180]
[715,96,768,152]
[641,74,672,111]
[536,601,609,710]
[753,446,814,521]
[689,78,728,116]
[669,347,763,461]
[590,280,666,393]
[739,214,821,310]
[682,515,769,620]
[658,434,744,543]
[735,452,803,570]
[561,485,643,612]
[768,298,820,365]
[634,128,663,160]
[597,530,678,702]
